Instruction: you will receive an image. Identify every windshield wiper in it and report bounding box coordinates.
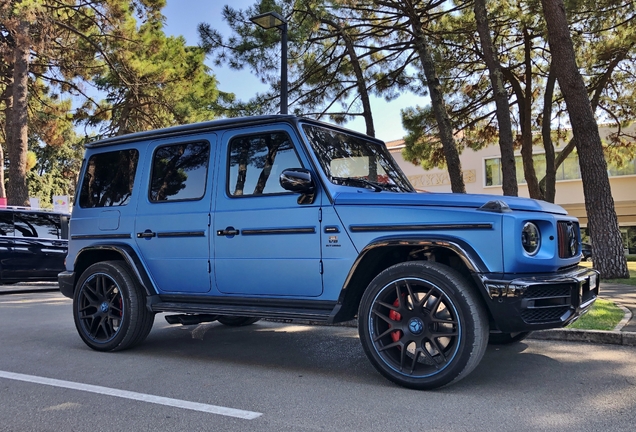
[331,176,383,192]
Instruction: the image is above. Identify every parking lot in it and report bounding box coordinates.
[2,286,636,432]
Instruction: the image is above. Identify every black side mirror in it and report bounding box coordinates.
[280,168,316,204]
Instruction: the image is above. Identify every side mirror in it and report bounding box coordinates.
[280,168,315,193]
[280,168,316,204]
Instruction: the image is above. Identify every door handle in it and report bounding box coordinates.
[137,230,156,238]
[217,227,240,237]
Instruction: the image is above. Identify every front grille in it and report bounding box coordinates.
[523,285,571,299]
[557,221,580,258]
[522,307,570,323]
[521,282,575,324]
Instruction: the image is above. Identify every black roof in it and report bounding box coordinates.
[84,115,384,148]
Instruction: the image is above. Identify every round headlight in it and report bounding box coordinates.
[521,222,541,255]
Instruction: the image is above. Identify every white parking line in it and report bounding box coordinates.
[0,370,262,420]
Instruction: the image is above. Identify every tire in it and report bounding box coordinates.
[488,331,531,345]
[73,261,155,351]
[358,261,489,390]
[217,316,261,327]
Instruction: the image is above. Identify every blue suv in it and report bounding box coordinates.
[59,115,598,389]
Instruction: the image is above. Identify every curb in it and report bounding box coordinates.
[529,328,636,346]
[267,318,636,347]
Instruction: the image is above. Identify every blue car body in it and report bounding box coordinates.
[59,115,599,389]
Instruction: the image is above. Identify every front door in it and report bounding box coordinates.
[134,135,215,293]
[214,125,323,297]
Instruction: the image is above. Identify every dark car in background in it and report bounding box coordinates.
[0,207,69,284]
[581,242,592,261]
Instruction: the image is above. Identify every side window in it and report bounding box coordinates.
[228,132,303,196]
[79,149,139,208]
[0,212,13,236]
[149,141,210,202]
[14,213,61,239]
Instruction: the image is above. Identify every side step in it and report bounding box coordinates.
[165,314,218,325]
[152,301,334,323]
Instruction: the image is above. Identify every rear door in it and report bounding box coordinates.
[213,125,323,297]
[134,135,215,294]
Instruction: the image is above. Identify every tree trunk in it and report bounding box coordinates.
[541,0,629,279]
[520,28,541,199]
[540,65,557,203]
[0,78,12,200]
[473,0,517,196]
[408,12,465,193]
[7,21,30,207]
[320,15,376,137]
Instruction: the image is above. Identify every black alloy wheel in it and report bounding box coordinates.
[358,261,488,390]
[73,261,154,351]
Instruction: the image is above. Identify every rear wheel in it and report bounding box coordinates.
[73,261,155,351]
[358,261,488,390]
[217,316,260,327]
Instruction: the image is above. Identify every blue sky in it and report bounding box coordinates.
[161,0,425,141]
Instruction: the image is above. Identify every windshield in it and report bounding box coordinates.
[302,124,414,193]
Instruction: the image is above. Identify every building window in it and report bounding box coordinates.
[483,151,636,186]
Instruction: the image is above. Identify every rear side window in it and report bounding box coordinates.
[79,149,139,208]
[149,142,210,202]
[14,213,62,239]
[228,132,302,196]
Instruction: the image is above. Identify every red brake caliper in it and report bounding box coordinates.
[389,298,402,343]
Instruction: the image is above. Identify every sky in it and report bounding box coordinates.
[161,0,426,142]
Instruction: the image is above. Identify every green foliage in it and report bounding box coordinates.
[198,0,414,130]
[567,299,625,330]
[400,0,636,192]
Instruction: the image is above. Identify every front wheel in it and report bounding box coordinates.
[73,261,155,351]
[358,261,488,390]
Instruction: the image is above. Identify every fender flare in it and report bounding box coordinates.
[72,243,156,297]
[329,235,491,323]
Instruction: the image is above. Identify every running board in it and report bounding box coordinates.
[151,301,333,322]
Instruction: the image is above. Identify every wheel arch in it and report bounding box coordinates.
[330,236,492,323]
[70,244,155,298]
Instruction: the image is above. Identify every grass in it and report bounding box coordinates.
[567,298,625,330]
[572,261,634,330]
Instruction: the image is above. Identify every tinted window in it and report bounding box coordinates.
[150,142,210,202]
[228,132,302,196]
[302,124,413,192]
[79,149,139,208]
[0,212,13,236]
[14,213,62,239]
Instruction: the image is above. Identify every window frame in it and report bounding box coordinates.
[225,130,305,199]
[79,149,140,208]
[147,140,211,204]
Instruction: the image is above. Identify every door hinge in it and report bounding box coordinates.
[318,208,322,222]
[207,261,211,273]
[208,214,211,226]
[319,260,323,274]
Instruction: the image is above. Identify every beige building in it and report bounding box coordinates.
[386,125,636,254]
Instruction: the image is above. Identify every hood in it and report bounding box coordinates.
[332,191,568,215]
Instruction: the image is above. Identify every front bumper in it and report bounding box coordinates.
[58,271,76,299]
[478,266,600,333]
